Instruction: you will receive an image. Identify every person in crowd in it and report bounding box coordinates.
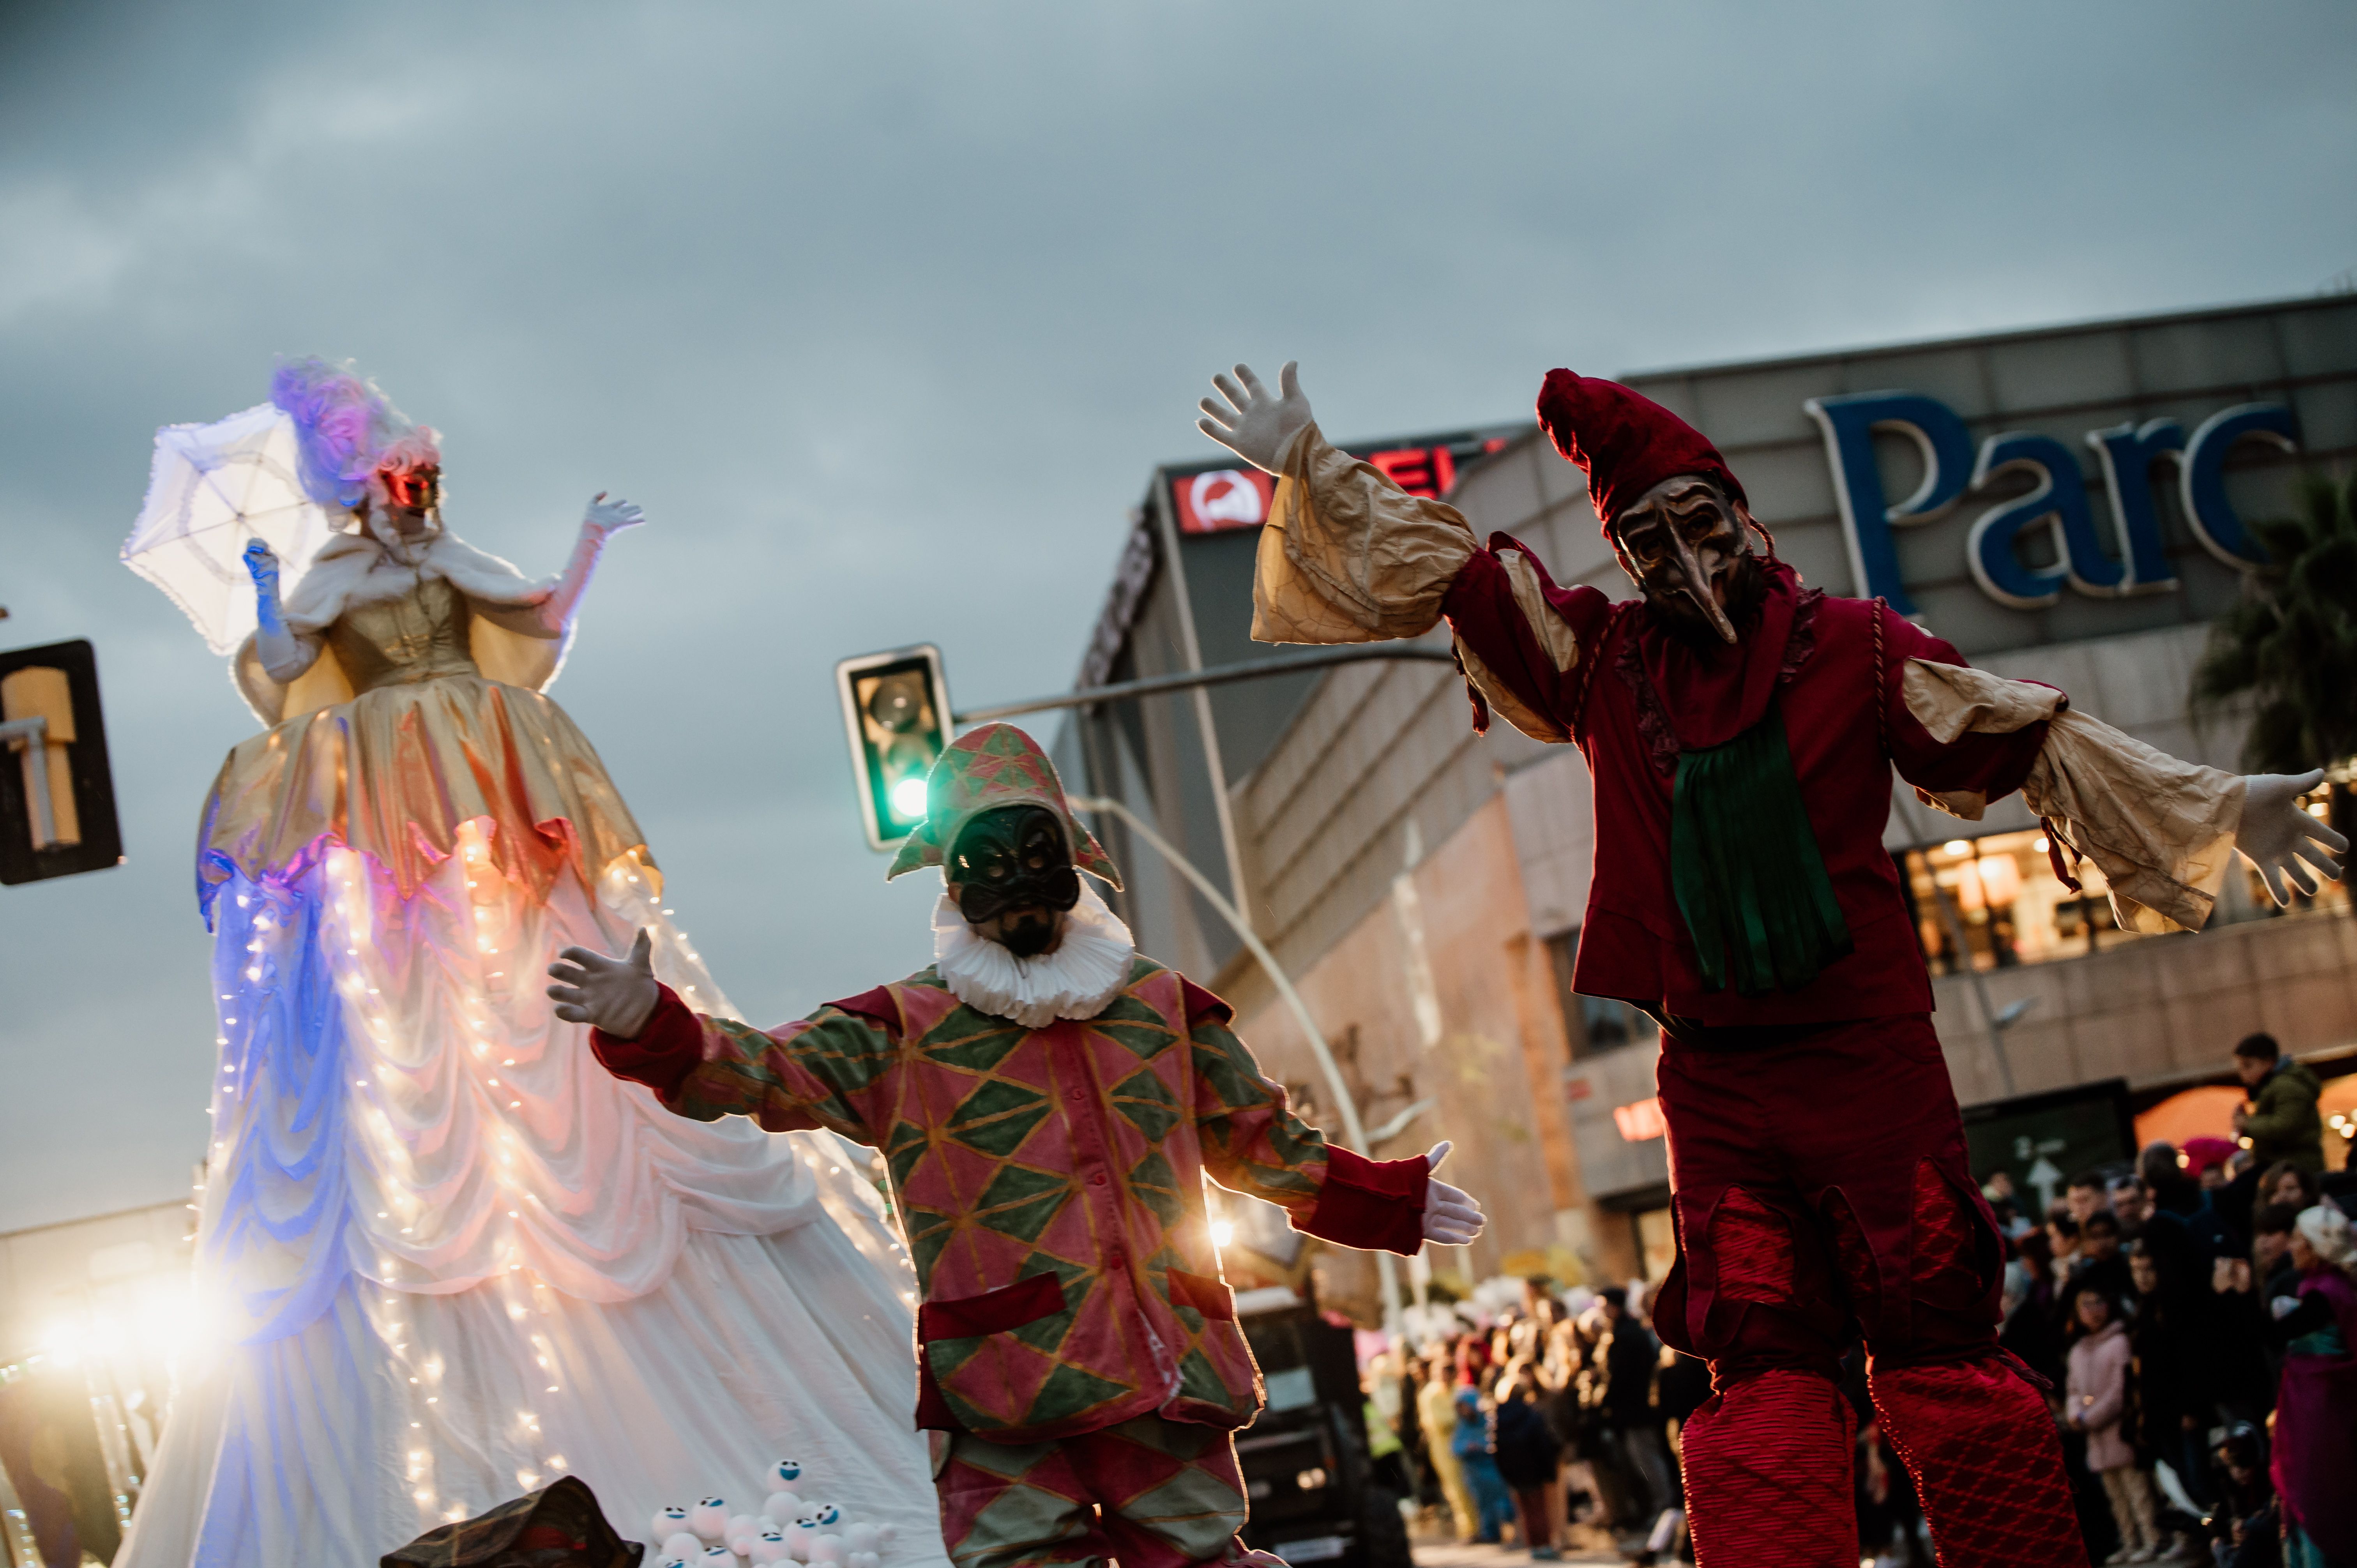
[1846,1352,1932,1568]
[2212,1202,2307,1421]
[2004,1229,2069,1390]
[2070,1171,2112,1226]
[1453,1381,1516,1545]
[2143,1141,2235,1278]
[2269,1206,2357,1568]
[2232,1035,2324,1176]
[1399,1354,1439,1516]
[2065,1283,2162,1563]
[2258,1162,2334,1218]
[2182,1137,2239,1194]
[1597,1288,1679,1545]
[2053,1212,2087,1280]
[1418,1343,1478,1542]
[2199,1421,2281,1568]
[2074,1211,2136,1306]
[2128,1241,2211,1523]
[1989,1191,2027,1240]
[2217,1148,2267,1249]
[1491,1372,1565,1561]
[1362,1368,1413,1503]
[2111,1174,2153,1243]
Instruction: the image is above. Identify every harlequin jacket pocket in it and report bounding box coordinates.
[919,1273,1069,1341]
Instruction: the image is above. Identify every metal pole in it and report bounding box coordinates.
[0,715,55,850]
[1069,792,1409,1336]
[1146,485,1256,934]
[953,645,1457,726]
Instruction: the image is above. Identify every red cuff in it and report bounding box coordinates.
[590,984,702,1101]
[1299,1146,1429,1257]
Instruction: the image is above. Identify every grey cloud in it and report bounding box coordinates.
[1,0,2353,1225]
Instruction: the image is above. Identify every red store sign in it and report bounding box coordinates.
[1168,428,1514,536]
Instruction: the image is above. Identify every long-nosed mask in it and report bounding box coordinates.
[948,805,1081,958]
[1608,475,1764,646]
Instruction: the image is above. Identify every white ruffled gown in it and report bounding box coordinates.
[120,565,948,1568]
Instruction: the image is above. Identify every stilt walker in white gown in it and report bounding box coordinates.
[118,360,950,1568]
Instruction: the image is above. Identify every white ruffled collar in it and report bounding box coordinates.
[933,883,1137,1028]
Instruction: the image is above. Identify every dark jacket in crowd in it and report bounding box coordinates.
[1489,1390,1562,1489]
[1656,1351,1712,1428]
[2002,1309,2066,1392]
[2243,1057,2324,1174]
[1600,1320,1662,1429]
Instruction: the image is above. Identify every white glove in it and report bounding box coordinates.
[2270,1294,2301,1321]
[583,492,646,540]
[2235,769,2347,904]
[546,929,660,1038]
[1421,1140,1486,1246]
[1196,361,1314,475]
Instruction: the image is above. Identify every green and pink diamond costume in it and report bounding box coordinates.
[594,724,1431,1568]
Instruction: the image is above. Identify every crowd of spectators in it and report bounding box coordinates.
[1362,1278,1708,1565]
[1353,1033,2355,1568]
[1988,1033,2354,1568]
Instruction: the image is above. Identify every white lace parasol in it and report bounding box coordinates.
[122,403,344,655]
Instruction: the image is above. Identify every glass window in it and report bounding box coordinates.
[1547,930,1660,1059]
[1633,1207,1677,1283]
[1901,784,2347,975]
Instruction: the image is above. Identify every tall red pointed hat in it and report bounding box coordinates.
[1535,369,1745,533]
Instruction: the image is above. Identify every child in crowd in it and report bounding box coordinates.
[1452,1383,1515,1544]
[2065,1284,2161,1564]
[1489,1372,1564,1561]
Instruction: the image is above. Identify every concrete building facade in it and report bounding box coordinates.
[1057,295,2357,1313]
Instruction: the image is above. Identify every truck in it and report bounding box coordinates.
[1231,1285,1414,1568]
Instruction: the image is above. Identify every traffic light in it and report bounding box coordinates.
[834,644,952,849]
[1,639,124,885]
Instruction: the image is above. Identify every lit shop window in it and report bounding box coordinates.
[1899,789,2347,974]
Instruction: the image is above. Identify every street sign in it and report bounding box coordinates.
[0,640,124,886]
[834,644,952,850]
[1960,1077,2137,1217]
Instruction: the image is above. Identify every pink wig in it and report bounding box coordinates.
[270,357,441,510]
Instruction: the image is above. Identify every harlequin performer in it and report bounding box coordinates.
[1190,362,2348,1568]
[547,722,1487,1568]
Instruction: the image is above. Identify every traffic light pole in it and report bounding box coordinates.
[1067,790,1415,1344]
[951,643,1457,725]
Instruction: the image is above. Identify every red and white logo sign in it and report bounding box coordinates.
[1175,468,1274,535]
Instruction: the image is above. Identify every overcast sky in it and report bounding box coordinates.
[2,0,2352,1230]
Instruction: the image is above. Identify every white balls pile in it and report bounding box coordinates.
[647,1460,897,1568]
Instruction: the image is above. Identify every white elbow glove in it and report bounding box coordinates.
[2235,769,2347,904]
[1197,362,1315,475]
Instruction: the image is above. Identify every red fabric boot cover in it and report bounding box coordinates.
[1677,1368,1855,1568]
[1869,1357,2087,1568]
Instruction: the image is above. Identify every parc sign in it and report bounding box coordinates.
[1806,390,2298,616]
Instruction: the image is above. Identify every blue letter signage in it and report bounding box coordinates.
[2181,403,2297,567]
[2084,420,2185,593]
[1803,391,1977,616]
[1966,432,2124,607]
[1806,392,2296,610]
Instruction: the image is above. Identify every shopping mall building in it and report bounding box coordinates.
[1053,293,2357,1310]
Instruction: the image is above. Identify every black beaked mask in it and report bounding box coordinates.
[950,805,1082,930]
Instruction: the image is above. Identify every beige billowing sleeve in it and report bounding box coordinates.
[1251,422,1478,644]
[1899,659,2246,935]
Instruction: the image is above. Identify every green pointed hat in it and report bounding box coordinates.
[885,721,1122,887]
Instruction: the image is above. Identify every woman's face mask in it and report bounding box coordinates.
[949,805,1081,957]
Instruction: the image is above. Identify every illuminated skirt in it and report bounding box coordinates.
[119,675,946,1568]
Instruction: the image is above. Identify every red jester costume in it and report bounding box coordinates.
[1207,364,2332,1568]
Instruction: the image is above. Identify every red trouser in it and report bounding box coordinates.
[1648,1015,2086,1568]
